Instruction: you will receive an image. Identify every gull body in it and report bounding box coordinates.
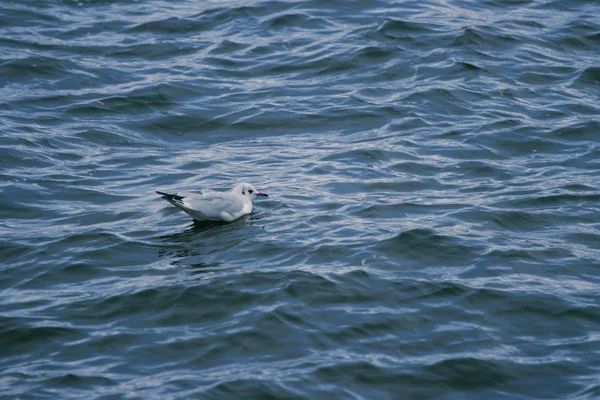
[156,183,268,222]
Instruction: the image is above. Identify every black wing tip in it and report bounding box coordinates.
[156,191,185,201]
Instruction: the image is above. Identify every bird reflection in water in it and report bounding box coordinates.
[157,213,265,275]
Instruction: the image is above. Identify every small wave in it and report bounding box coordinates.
[571,66,600,87]
[377,229,483,266]
[423,357,512,389]
[263,12,332,31]
[321,148,410,164]
[129,17,211,35]
[0,56,76,82]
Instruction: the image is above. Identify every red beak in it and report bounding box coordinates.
[256,192,268,197]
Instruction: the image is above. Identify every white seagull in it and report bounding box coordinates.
[156,182,268,222]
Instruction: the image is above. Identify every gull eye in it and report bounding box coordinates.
[248,189,253,194]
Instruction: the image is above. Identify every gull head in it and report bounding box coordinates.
[234,183,268,200]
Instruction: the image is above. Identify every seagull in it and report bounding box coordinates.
[156,182,268,222]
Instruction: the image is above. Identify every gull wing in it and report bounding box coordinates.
[182,192,245,220]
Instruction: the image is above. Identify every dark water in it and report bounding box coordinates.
[1,0,599,398]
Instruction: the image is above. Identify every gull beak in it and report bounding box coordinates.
[255,192,268,197]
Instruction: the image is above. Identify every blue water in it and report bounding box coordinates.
[1,0,600,398]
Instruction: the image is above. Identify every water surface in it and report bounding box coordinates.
[1,0,599,398]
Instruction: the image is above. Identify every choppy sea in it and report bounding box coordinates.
[1,0,599,398]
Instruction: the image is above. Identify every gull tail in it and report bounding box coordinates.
[156,191,185,206]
